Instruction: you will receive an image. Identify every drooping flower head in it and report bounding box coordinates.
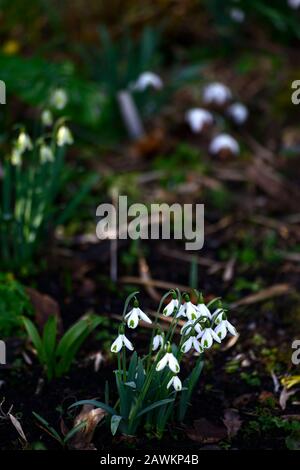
[167,375,182,391]
[209,134,240,156]
[125,298,152,329]
[185,108,213,133]
[163,291,179,317]
[203,82,232,106]
[227,102,248,125]
[131,71,163,92]
[156,343,180,373]
[56,125,74,147]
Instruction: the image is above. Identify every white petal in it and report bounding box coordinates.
[185,108,213,133]
[186,302,199,321]
[192,337,202,353]
[156,353,169,371]
[210,328,222,344]
[214,323,227,341]
[168,353,180,373]
[197,303,211,319]
[152,335,162,351]
[126,309,139,329]
[122,334,134,351]
[226,320,237,336]
[209,134,239,156]
[163,299,178,316]
[200,330,213,349]
[173,376,182,391]
[167,377,174,389]
[181,337,193,353]
[176,304,186,318]
[138,308,152,324]
[203,82,232,105]
[110,335,123,353]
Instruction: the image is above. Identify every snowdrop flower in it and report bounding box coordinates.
[163,296,179,317]
[181,319,202,336]
[209,134,239,156]
[40,144,54,163]
[11,148,22,166]
[203,82,232,106]
[41,109,53,127]
[196,296,212,319]
[181,335,202,354]
[156,351,180,373]
[56,125,74,146]
[185,108,213,133]
[125,306,152,329]
[288,0,300,9]
[17,131,33,153]
[50,88,68,110]
[111,334,134,353]
[152,333,164,351]
[213,309,237,340]
[167,375,182,392]
[227,102,248,125]
[198,326,221,349]
[229,8,245,23]
[132,71,163,91]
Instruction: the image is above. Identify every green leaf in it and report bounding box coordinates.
[63,421,87,444]
[137,398,175,418]
[32,412,62,444]
[111,415,122,436]
[23,317,43,359]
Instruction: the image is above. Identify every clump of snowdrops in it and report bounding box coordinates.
[72,289,237,438]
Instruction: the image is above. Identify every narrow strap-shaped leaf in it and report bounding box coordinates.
[137,398,175,418]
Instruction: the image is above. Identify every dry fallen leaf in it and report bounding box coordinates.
[8,413,27,442]
[26,287,61,331]
[67,404,107,450]
[223,409,242,439]
[186,418,227,444]
[230,283,292,309]
[279,387,298,411]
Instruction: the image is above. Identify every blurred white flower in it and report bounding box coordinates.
[181,335,202,354]
[214,319,237,341]
[198,327,221,349]
[56,125,74,146]
[125,307,152,329]
[152,333,164,351]
[185,108,213,133]
[227,102,248,124]
[41,109,53,127]
[50,88,68,110]
[203,82,232,106]
[163,298,179,316]
[11,148,22,166]
[40,144,54,163]
[209,134,239,155]
[197,302,212,319]
[111,334,134,353]
[156,352,180,373]
[167,375,182,391]
[17,131,33,153]
[181,319,202,336]
[132,71,163,91]
[229,8,245,23]
[288,0,300,9]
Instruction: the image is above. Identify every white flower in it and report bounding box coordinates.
[11,148,22,166]
[209,134,239,156]
[163,298,179,316]
[167,375,182,391]
[214,317,237,341]
[181,336,202,354]
[156,352,180,373]
[180,320,202,336]
[40,145,54,163]
[203,82,232,106]
[185,108,213,133]
[185,301,200,321]
[229,8,245,23]
[111,334,134,353]
[41,109,53,127]
[197,303,212,319]
[50,88,68,110]
[17,131,33,153]
[152,333,164,351]
[56,125,74,146]
[227,102,248,125]
[288,0,300,9]
[125,307,152,329]
[131,71,163,91]
[198,327,221,349]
